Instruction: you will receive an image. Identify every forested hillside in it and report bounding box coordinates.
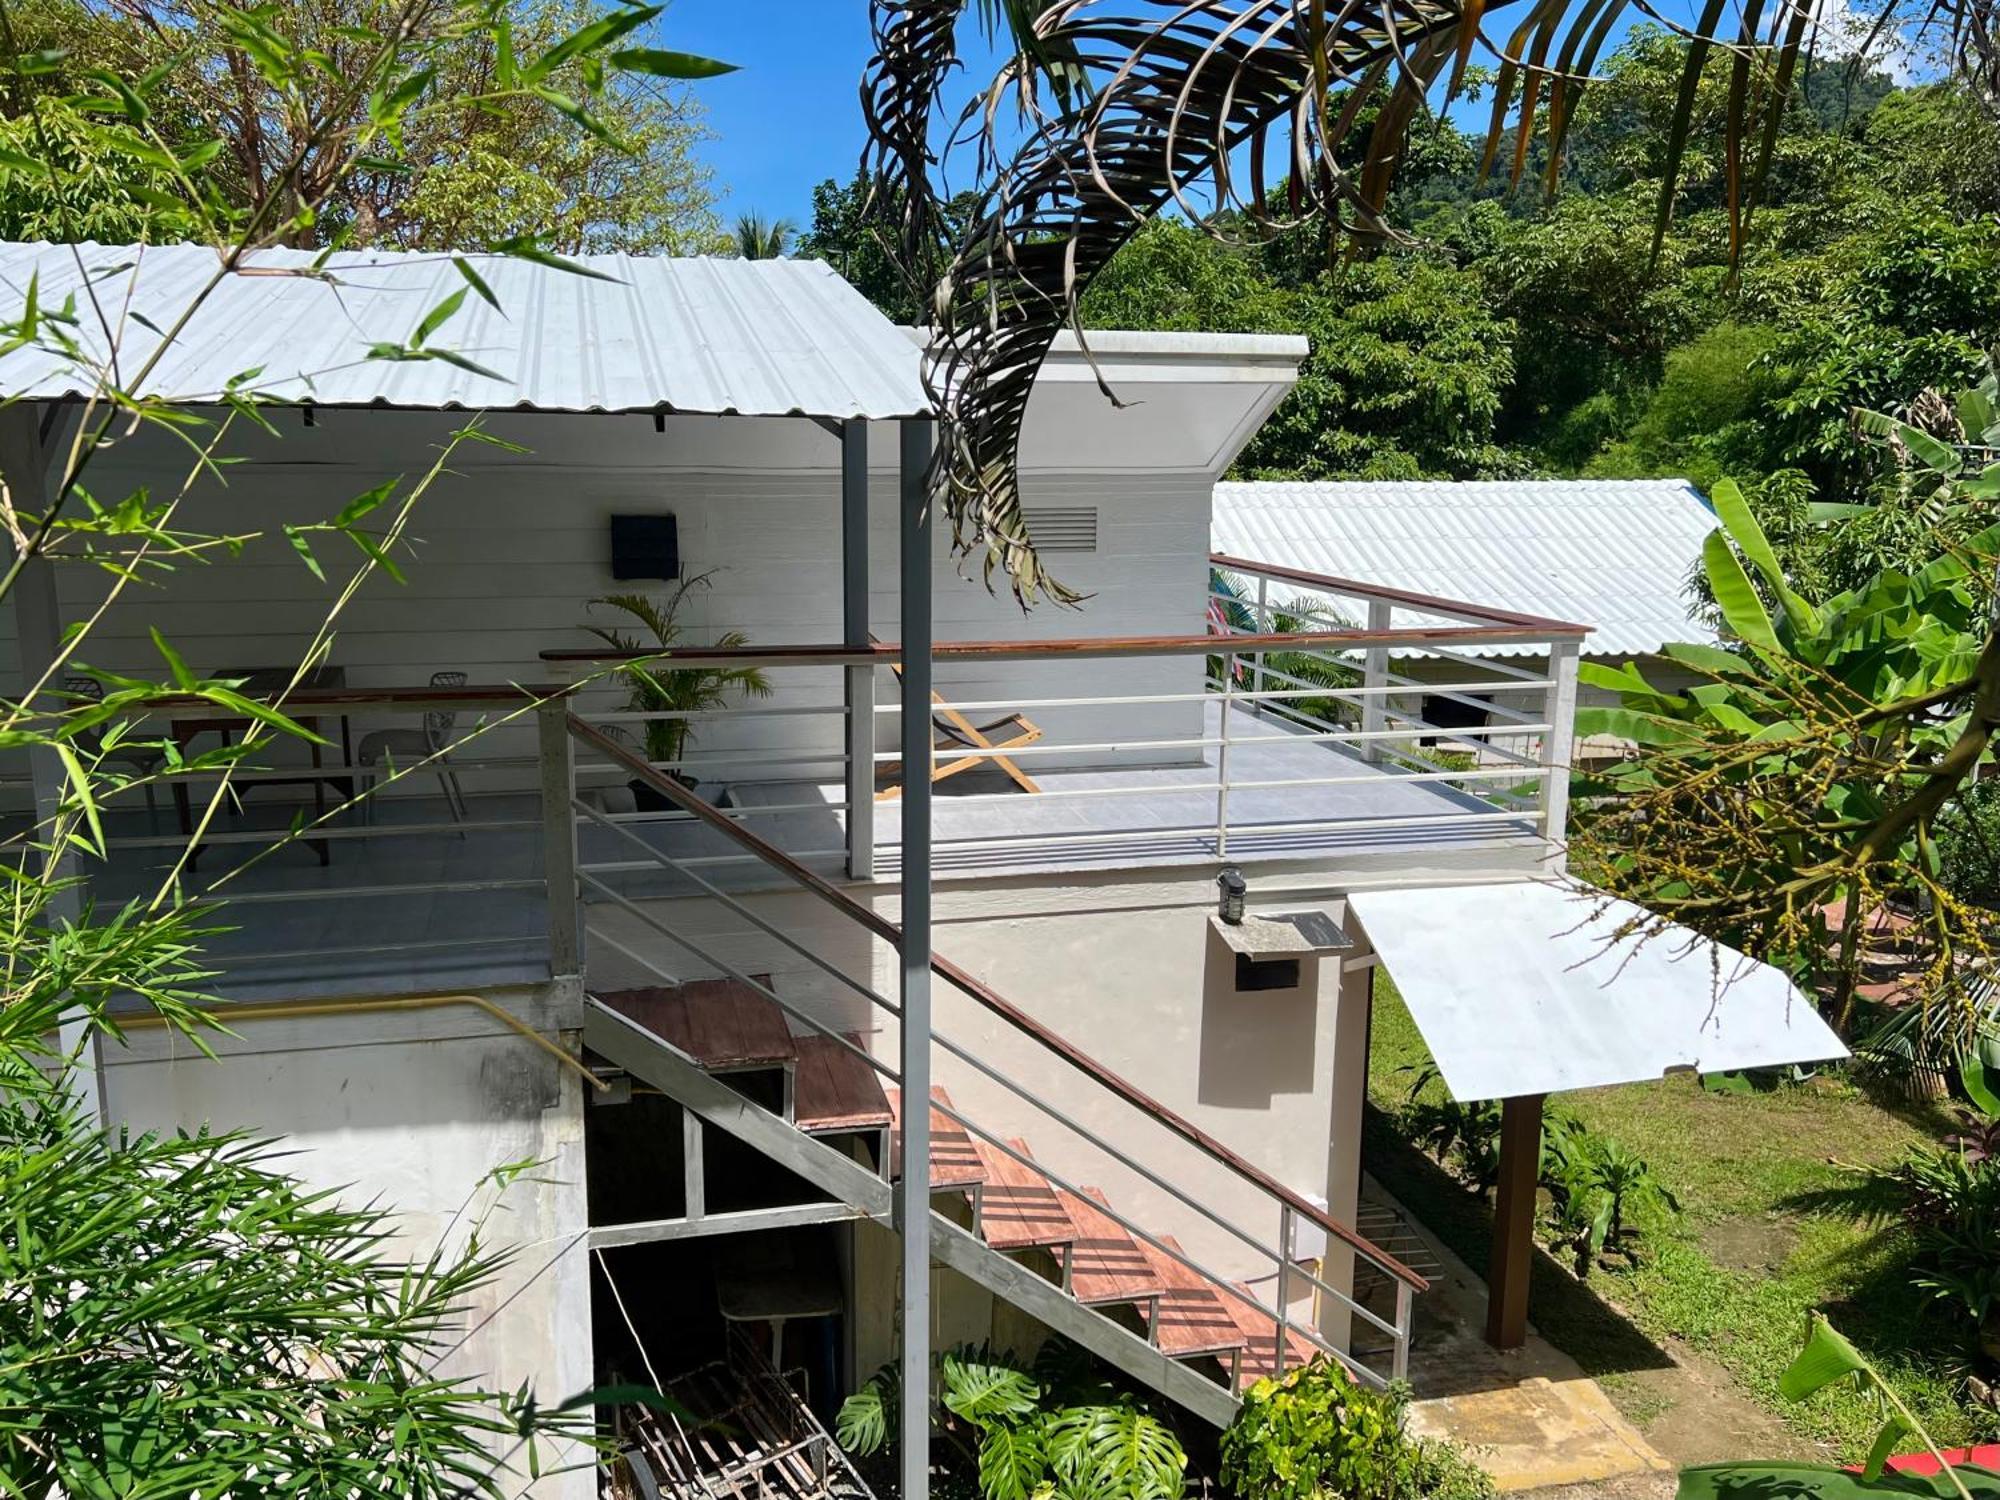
[807,30,2000,528]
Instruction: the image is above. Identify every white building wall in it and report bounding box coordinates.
[96,984,595,1500]
[0,407,1216,808]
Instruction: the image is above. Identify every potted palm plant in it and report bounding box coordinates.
[584,571,773,811]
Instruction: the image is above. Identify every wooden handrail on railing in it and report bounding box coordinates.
[566,712,1430,1294]
[540,617,1584,671]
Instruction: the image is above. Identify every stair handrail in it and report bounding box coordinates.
[566,714,1429,1296]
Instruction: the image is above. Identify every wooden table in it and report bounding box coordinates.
[171,665,356,867]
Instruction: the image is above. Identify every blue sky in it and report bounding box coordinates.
[659,0,1913,233]
[663,2,1007,231]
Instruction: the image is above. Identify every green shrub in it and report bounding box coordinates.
[1540,1114,1681,1276]
[1399,1065,1503,1191]
[1884,1146,2000,1365]
[1220,1360,1494,1500]
[837,1344,1186,1500]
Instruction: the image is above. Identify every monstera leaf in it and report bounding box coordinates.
[1044,1403,1186,1499]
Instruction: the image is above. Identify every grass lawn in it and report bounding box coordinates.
[1367,972,1998,1460]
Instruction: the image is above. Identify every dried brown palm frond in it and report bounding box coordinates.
[863,0,1994,607]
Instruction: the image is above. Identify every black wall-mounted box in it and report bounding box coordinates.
[609,514,679,581]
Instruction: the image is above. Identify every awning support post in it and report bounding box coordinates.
[1485,1091,1543,1349]
[896,416,935,1500]
[842,419,874,879]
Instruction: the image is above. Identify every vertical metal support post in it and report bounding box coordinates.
[842,420,875,880]
[1486,1092,1544,1350]
[537,700,581,980]
[896,417,935,1500]
[1216,653,1236,857]
[1,406,99,1122]
[1274,1205,1294,1378]
[1539,640,1581,869]
[1252,575,1270,714]
[1360,598,1392,764]
[682,1107,706,1222]
[1393,1279,1414,1383]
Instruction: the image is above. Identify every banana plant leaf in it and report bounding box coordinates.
[1679,1463,2000,1500]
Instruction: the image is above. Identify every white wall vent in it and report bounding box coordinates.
[1022,505,1098,553]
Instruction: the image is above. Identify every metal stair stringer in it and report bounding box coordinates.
[583,995,1242,1430]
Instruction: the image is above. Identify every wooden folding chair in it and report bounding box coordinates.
[876,657,1044,800]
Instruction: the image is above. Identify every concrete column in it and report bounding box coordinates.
[1318,952,1373,1351]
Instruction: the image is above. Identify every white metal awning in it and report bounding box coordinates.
[1348,880,1847,1101]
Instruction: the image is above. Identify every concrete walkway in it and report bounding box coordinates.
[1370,1180,1675,1493]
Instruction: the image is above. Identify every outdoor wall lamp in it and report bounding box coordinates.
[1217,865,1247,925]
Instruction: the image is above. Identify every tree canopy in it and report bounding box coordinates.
[0,0,723,252]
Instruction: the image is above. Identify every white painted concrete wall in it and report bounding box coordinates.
[96,984,595,1500]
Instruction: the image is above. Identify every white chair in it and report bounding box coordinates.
[64,675,162,817]
[357,670,468,824]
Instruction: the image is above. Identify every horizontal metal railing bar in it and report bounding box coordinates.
[103,817,542,849]
[1401,642,1555,684]
[574,797,889,1015]
[181,877,549,906]
[211,933,548,965]
[874,718,1555,767]
[1380,674,1546,729]
[125,685,562,717]
[540,623,1589,672]
[920,806,1537,855]
[577,799,852,823]
[575,823,1399,1354]
[583,704,846,722]
[576,747,848,773]
[569,712,1429,1293]
[577,849,848,878]
[868,678,1553,717]
[1225,765,1552,792]
[102,757,527,785]
[1210,552,1594,636]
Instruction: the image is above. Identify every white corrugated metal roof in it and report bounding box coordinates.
[0,241,928,419]
[1212,479,1720,658]
[1351,881,1846,1101]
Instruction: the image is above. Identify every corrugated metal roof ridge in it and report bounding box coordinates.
[1211,478,1717,659]
[0,239,930,419]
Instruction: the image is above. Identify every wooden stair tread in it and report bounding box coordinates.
[792,1032,893,1133]
[597,977,796,1071]
[1221,1280,1319,1389]
[1059,1187,1166,1307]
[1136,1234,1248,1360]
[972,1137,1078,1253]
[887,1085,987,1190]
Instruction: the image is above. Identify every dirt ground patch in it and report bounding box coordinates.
[1698,1216,1801,1277]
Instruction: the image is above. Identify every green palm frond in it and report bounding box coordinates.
[584,571,772,769]
[863,0,1995,605]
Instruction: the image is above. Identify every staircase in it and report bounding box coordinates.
[569,715,1427,1433]
[586,976,1401,1429]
